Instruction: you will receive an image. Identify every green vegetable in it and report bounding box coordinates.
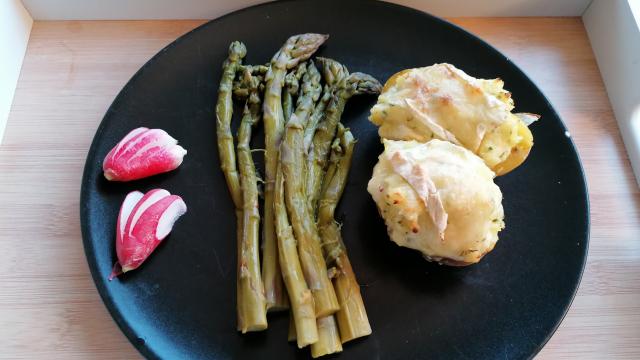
[275,165,318,348]
[262,34,328,311]
[235,69,268,332]
[318,127,371,343]
[307,65,382,212]
[281,60,339,317]
[216,41,246,209]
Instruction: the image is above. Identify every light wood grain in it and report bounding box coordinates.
[1,18,638,359]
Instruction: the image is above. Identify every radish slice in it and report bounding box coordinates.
[117,191,144,243]
[156,199,188,239]
[109,189,187,280]
[102,127,187,181]
[125,189,170,238]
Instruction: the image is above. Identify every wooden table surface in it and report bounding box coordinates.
[1,17,638,359]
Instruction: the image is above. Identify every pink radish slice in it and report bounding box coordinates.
[122,195,186,273]
[117,191,144,244]
[125,189,171,238]
[102,128,187,181]
[110,127,148,160]
[109,190,144,280]
[109,189,187,279]
[156,199,188,239]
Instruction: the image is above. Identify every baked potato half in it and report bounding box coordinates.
[367,139,505,265]
[370,64,538,176]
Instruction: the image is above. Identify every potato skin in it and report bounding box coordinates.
[491,120,534,176]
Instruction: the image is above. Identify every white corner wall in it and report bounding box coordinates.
[0,0,33,144]
[21,0,592,20]
[584,0,640,186]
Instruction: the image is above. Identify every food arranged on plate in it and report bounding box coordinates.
[102,127,187,181]
[98,32,539,358]
[214,33,380,357]
[367,139,504,265]
[370,63,538,176]
[109,189,187,279]
[368,63,538,265]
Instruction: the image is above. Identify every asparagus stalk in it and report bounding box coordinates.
[239,64,269,75]
[282,65,303,123]
[281,62,339,318]
[303,58,349,152]
[303,85,330,152]
[234,70,268,333]
[311,316,343,358]
[296,61,322,126]
[216,41,246,209]
[215,42,265,332]
[262,34,328,311]
[288,309,343,358]
[280,113,338,317]
[307,64,382,212]
[275,165,318,348]
[233,65,270,98]
[320,124,346,201]
[318,128,371,343]
[308,125,347,358]
[285,62,343,356]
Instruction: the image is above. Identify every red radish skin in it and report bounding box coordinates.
[102,127,187,181]
[125,189,171,237]
[109,189,187,280]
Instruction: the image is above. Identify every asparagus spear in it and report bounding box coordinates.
[239,64,269,75]
[320,124,347,201]
[235,70,268,333]
[214,42,263,332]
[282,65,303,123]
[280,112,338,317]
[262,34,328,311]
[275,165,318,348]
[303,58,349,152]
[216,41,246,209]
[318,128,371,343]
[308,67,382,212]
[288,309,343,358]
[311,316,343,358]
[281,61,339,318]
[296,61,322,126]
[233,65,270,98]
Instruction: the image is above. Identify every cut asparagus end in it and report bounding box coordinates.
[311,315,343,358]
[334,253,371,343]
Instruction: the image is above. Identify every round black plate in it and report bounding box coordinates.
[81,1,589,359]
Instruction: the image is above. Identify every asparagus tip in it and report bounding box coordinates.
[228,41,247,61]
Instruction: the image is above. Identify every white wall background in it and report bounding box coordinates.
[22,0,592,20]
[0,0,33,144]
[584,0,640,185]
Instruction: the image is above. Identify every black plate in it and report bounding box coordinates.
[81,1,589,359]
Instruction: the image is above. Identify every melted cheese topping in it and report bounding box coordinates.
[367,139,505,264]
[370,63,535,171]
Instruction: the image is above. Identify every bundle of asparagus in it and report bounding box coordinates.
[215,34,381,357]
